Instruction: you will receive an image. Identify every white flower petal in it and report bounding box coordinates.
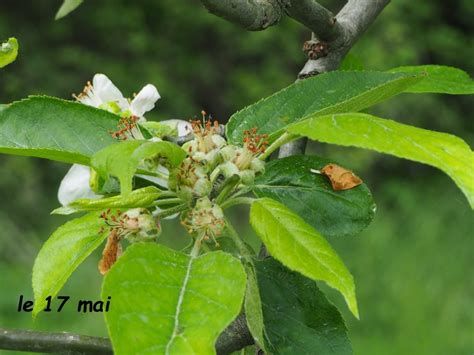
[58,164,101,206]
[130,84,160,118]
[92,73,125,104]
[160,119,192,138]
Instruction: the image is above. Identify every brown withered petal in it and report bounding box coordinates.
[320,163,363,191]
[98,230,122,275]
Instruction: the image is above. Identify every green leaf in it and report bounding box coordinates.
[32,212,107,316]
[339,53,364,71]
[244,263,266,351]
[250,198,358,318]
[0,96,119,164]
[91,140,186,195]
[0,37,19,68]
[55,0,84,20]
[389,65,474,94]
[226,71,422,144]
[288,113,474,208]
[256,258,352,355]
[52,186,163,215]
[102,243,247,355]
[254,155,375,238]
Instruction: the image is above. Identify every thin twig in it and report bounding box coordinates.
[0,328,112,354]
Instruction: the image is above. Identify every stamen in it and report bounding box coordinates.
[110,115,141,140]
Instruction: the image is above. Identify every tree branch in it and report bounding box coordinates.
[215,313,253,354]
[0,328,112,354]
[200,0,284,30]
[0,321,253,355]
[285,0,342,41]
[299,0,391,76]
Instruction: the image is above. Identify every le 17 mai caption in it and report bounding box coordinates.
[18,295,111,313]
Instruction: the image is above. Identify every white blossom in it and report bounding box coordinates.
[58,164,100,206]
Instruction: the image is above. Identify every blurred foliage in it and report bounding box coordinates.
[0,0,472,354]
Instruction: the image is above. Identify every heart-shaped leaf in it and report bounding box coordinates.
[102,243,247,355]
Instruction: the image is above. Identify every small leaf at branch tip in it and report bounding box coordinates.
[55,0,83,20]
[0,37,19,68]
[321,163,363,190]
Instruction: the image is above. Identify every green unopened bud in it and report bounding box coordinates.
[218,161,240,179]
[193,177,212,196]
[182,197,225,241]
[240,169,255,185]
[182,140,198,155]
[211,134,227,149]
[177,185,193,201]
[219,145,236,162]
[123,208,161,243]
[250,158,265,174]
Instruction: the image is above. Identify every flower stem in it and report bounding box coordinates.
[221,197,255,210]
[154,203,188,219]
[259,132,300,160]
[190,237,201,258]
[215,176,240,205]
[152,198,183,207]
[224,217,253,258]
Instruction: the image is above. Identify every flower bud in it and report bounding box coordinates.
[240,169,255,185]
[250,158,265,174]
[217,161,240,179]
[123,208,161,243]
[219,145,236,162]
[193,177,212,196]
[182,197,225,241]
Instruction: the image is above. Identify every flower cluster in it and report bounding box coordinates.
[180,114,267,193]
[212,128,267,185]
[99,208,161,243]
[97,208,161,274]
[59,73,269,256]
[181,197,225,244]
[169,115,268,244]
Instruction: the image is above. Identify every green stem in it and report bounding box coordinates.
[154,203,188,219]
[221,197,255,210]
[224,217,252,258]
[229,186,253,198]
[259,132,300,161]
[152,198,183,207]
[158,190,178,198]
[190,237,201,257]
[136,168,169,181]
[215,177,240,205]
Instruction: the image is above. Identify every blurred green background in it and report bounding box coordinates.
[0,0,473,354]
